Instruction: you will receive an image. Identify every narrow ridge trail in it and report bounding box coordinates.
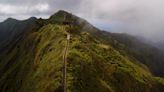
[62,30,70,92]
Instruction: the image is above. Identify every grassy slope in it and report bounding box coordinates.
[104,32,164,77]
[0,24,67,92]
[0,23,164,92]
[67,29,164,92]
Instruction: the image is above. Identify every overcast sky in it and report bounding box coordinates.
[0,0,164,42]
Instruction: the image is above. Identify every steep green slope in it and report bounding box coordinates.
[0,10,164,92]
[0,24,68,92]
[66,31,164,92]
[101,32,164,77]
[0,24,163,92]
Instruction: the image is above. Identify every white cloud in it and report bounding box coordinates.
[34,3,49,12]
[75,0,164,42]
[0,4,18,14]
[0,3,50,15]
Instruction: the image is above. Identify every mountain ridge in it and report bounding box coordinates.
[102,32,164,77]
[0,10,164,92]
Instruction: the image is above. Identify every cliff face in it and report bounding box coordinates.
[0,10,164,92]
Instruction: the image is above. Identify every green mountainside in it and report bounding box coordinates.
[100,32,164,77]
[0,10,164,92]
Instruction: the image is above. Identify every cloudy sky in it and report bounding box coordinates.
[0,0,164,42]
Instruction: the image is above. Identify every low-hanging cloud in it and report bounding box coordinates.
[0,0,164,42]
[77,0,164,42]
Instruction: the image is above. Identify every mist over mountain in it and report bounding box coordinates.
[0,10,164,92]
[105,32,164,76]
[153,41,164,51]
[1,0,164,44]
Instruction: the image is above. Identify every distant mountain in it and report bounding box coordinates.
[0,17,37,41]
[135,36,164,51]
[0,10,164,92]
[154,41,164,50]
[0,17,37,52]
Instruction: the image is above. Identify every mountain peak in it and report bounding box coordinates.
[3,17,37,24]
[49,10,73,21]
[4,18,17,23]
[48,10,99,34]
[48,10,82,26]
[28,17,37,21]
[54,10,72,16]
[56,10,71,15]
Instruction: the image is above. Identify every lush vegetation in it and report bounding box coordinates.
[103,32,164,77]
[0,10,164,92]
